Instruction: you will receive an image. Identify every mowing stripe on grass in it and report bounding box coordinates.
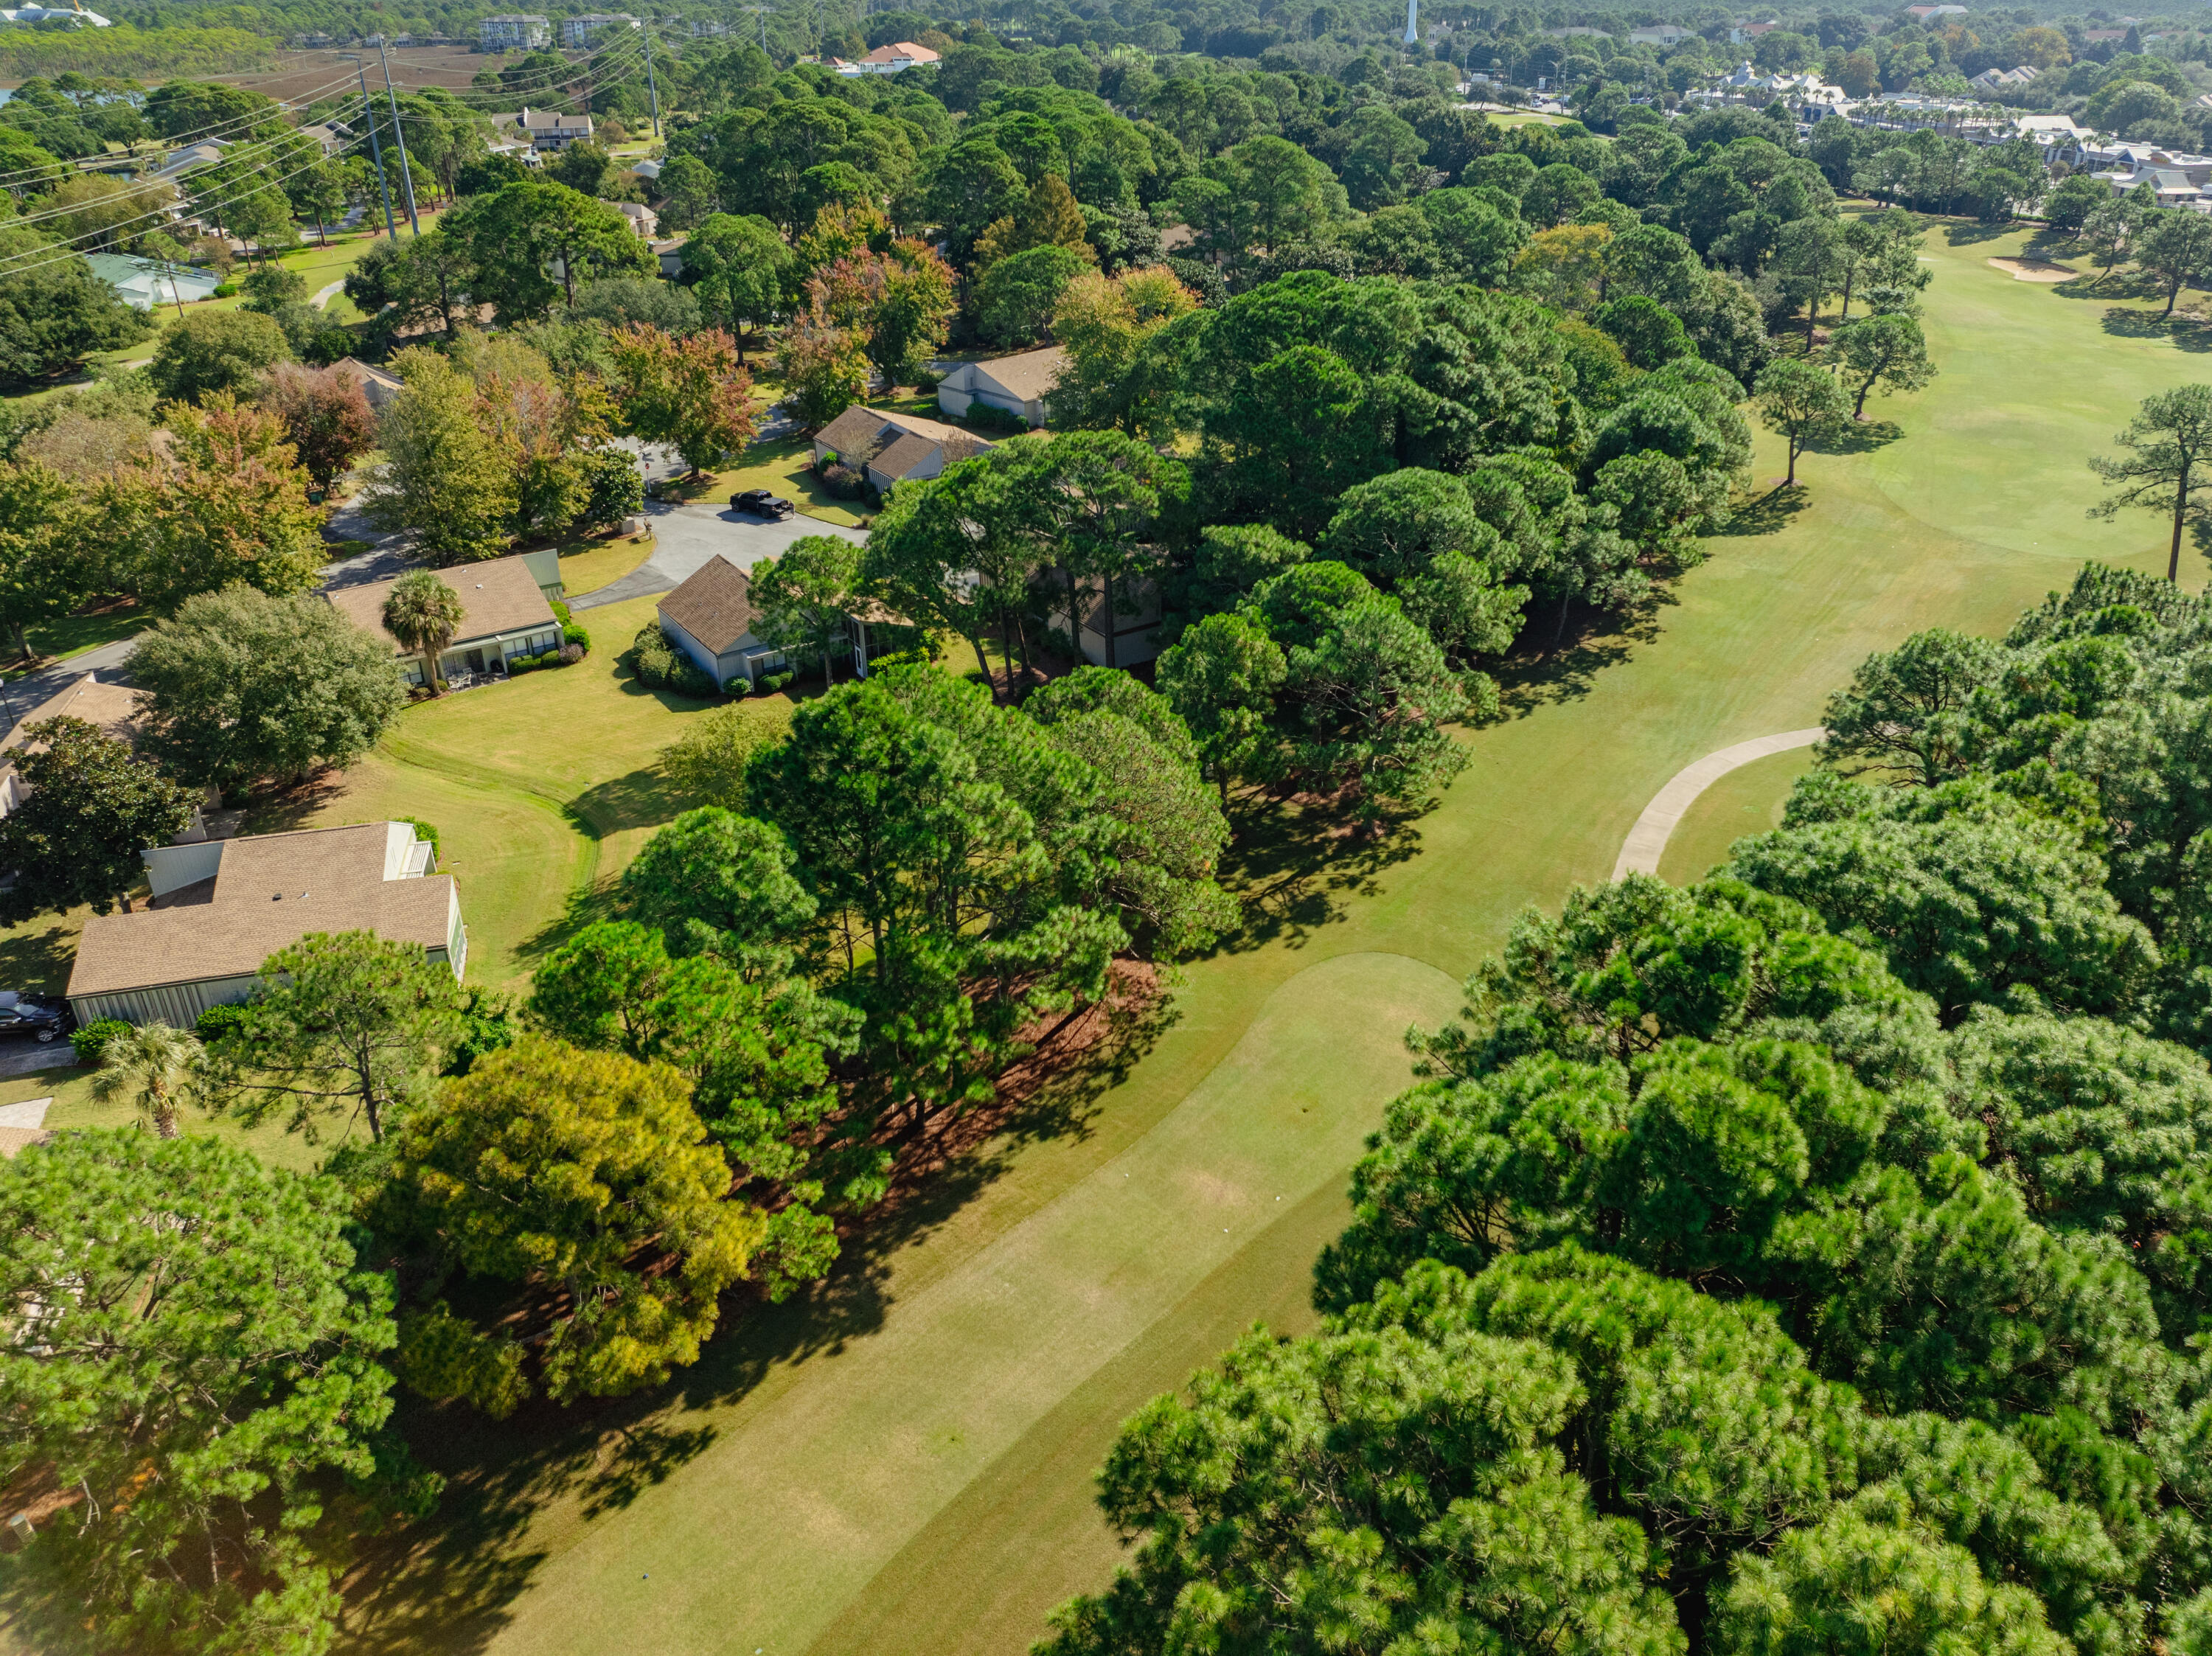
[476,952,1460,1656]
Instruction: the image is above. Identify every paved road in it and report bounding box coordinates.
[4,536,408,719]
[570,499,868,610]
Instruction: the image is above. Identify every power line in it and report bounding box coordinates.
[0,69,363,195]
[378,32,647,108]
[0,123,379,278]
[0,117,338,234]
[0,32,661,279]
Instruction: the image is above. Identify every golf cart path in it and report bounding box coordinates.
[1611,728,1828,880]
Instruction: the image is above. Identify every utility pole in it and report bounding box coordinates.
[640,18,663,138]
[377,38,422,236]
[740,4,773,55]
[342,53,397,241]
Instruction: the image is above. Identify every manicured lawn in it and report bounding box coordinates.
[1656,743,1820,886]
[556,532,653,598]
[15,1065,327,1175]
[295,594,795,987]
[316,221,2205,1656]
[664,435,872,528]
[0,596,145,682]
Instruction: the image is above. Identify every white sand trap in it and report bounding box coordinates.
[1989,257,2079,282]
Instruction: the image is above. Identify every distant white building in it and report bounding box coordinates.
[829,39,941,74]
[479,13,549,49]
[0,1,110,24]
[83,253,221,310]
[1969,65,2037,90]
[558,11,636,46]
[1630,24,1693,44]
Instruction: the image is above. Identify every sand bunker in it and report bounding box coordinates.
[1988,257,2079,282]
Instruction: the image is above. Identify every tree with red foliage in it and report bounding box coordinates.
[257,361,379,490]
[607,323,758,477]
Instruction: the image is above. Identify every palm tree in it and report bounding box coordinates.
[382,569,468,695]
[88,1022,206,1140]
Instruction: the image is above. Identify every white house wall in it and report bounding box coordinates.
[142,839,223,900]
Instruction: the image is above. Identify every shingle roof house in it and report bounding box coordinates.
[936,345,1065,428]
[811,406,994,492]
[656,554,790,686]
[66,822,466,1026]
[325,553,566,686]
[0,672,226,841]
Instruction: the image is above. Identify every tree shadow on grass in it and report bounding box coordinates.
[1940,220,2014,246]
[2051,273,2141,303]
[0,918,82,998]
[567,761,683,841]
[1492,596,1655,716]
[1714,486,1813,537]
[237,769,353,836]
[2101,307,2212,350]
[1809,418,1905,456]
[335,975,1181,1655]
[508,763,687,969]
[1212,795,1424,953]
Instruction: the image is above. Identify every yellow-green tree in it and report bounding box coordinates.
[380,1035,763,1413]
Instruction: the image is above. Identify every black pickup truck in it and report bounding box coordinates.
[733,490,795,520]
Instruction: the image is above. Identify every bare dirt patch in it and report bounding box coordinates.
[1989,257,2079,282]
[204,45,527,103]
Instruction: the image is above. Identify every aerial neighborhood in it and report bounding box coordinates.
[10,3,2212,1654]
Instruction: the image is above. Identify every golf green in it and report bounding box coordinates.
[330,223,2199,1656]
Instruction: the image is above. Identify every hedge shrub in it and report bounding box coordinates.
[69,1017,130,1064]
[625,622,720,698]
[194,1003,250,1045]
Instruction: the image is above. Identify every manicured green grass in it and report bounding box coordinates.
[191,223,2171,1656]
[664,435,872,528]
[17,1065,327,1174]
[0,596,145,682]
[295,594,795,986]
[556,532,653,598]
[1656,744,1820,887]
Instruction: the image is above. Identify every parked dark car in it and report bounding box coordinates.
[0,992,72,1043]
[733,489,794,520]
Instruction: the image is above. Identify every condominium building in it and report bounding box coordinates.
[479,13,549,49]
[559,12,637,46]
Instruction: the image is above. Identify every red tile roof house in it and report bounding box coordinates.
[66,821,465,1027]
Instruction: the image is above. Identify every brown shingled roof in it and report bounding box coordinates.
[325,554,557,655]
[869,432,940,481]
[972,345,1066,404]
[1,675,142,760]
[66,823,456,998]
[657,554,759,656]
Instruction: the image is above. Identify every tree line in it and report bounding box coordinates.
[0,651,1239,1653]
[1043,560,2212,1656]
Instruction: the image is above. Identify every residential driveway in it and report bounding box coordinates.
[569,501,868,610]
